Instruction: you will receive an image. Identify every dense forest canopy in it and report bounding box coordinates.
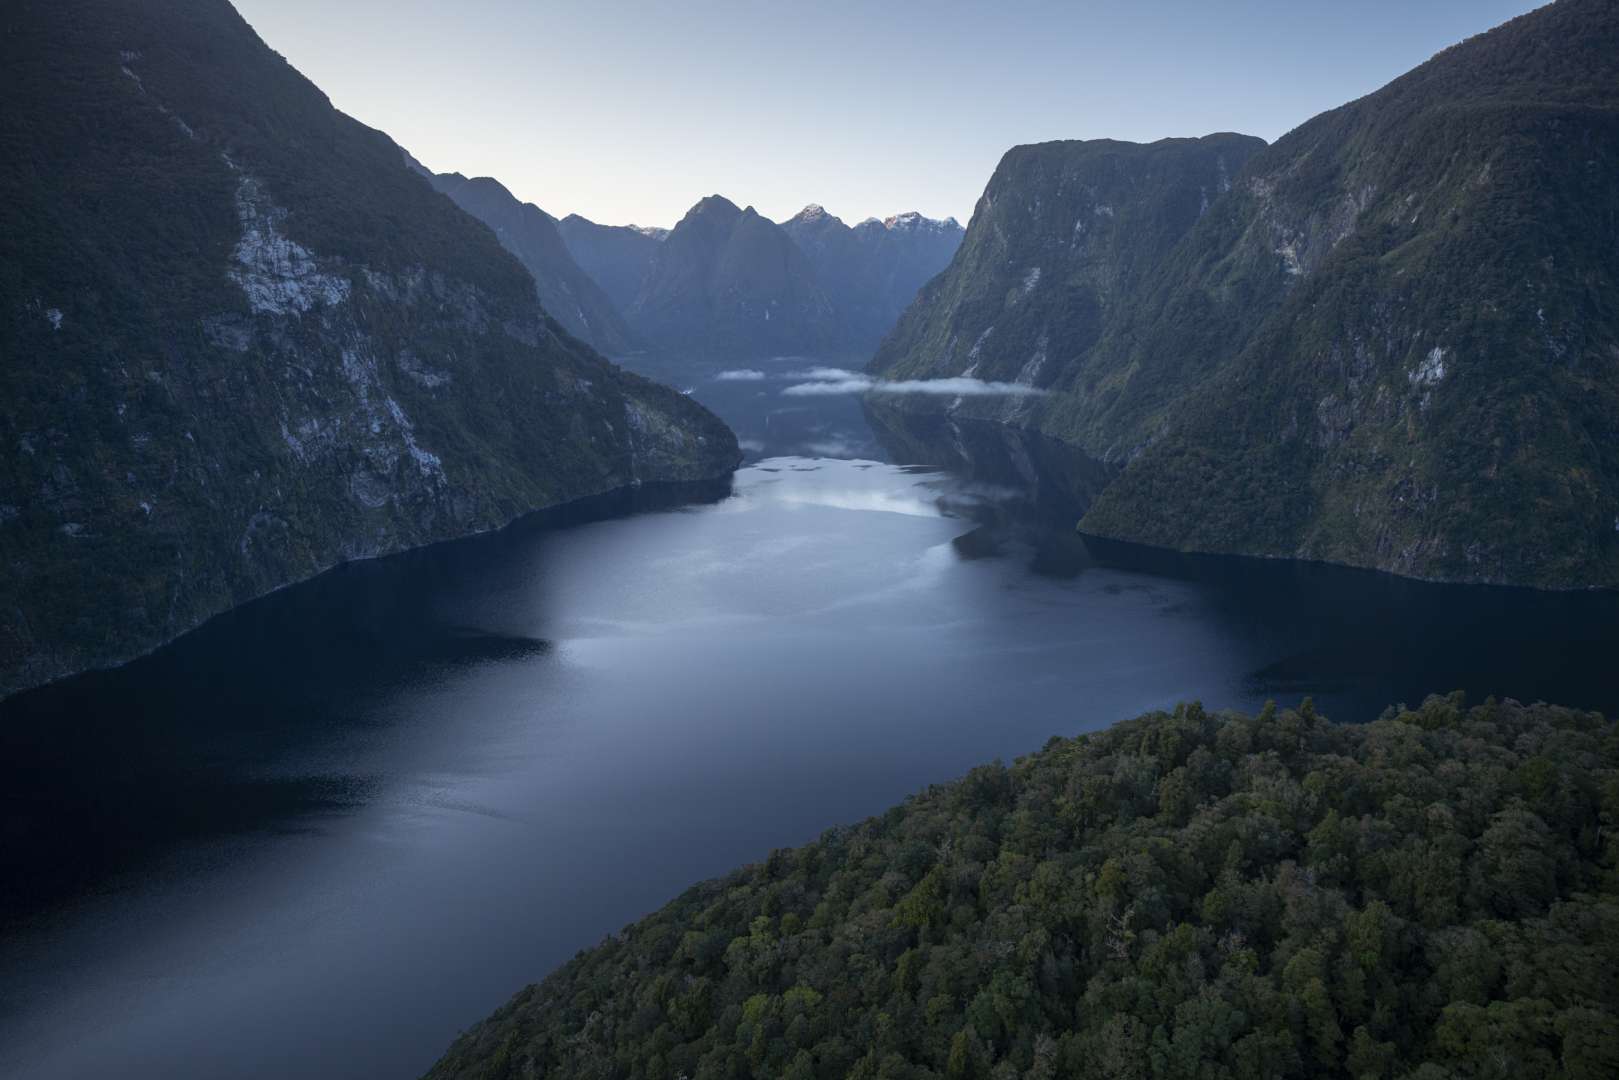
[427,695,1618,1080]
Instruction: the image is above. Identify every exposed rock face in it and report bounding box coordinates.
[0,0,738,697]
[872,0,1619,589]
[872,133,1264,414]
[422,171,635,355]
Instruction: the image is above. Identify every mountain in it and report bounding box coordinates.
[424,693,1619,1080]
[422,171,635,355]
[556,213,665,316]
[0,0,738,697]
[626,195,840,359]
[552,199,962,361]
[873,133,1262,397]
[781,205,963,351]
[872,0,1619,590]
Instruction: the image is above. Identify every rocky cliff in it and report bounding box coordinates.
[0,0,738,697]
[872,0,1619,589]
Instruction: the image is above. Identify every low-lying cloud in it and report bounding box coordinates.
[781,368,1046,398]
[715,369,768,381]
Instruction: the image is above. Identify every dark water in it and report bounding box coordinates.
[3,355,1617,1079]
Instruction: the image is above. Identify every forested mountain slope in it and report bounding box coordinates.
[0,0,737,696]
[872,134,1263,403]
[873,0,1619,589]
[426,694,1619,1080]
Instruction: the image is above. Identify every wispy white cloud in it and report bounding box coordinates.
[783,366,861,381]
[781,368,1046,398]
[716,369,769,381]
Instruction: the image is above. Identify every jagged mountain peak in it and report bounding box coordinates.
[686,193,742,219]
[881,210,960,232]
[786,203,841,228]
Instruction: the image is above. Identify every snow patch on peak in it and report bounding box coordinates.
[881,211,960,233]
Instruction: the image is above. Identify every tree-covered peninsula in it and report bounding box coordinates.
[427,695,1619,1080]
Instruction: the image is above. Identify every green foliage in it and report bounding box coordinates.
[423,695,1619,1079]
[0,0,737,695]
[872,0,1619,588]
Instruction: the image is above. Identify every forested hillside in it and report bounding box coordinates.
[0,0,737,696]
[872,0,1619,589]
[426,695,1619,1080]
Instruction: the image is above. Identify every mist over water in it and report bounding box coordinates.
[3,354,1617,1079]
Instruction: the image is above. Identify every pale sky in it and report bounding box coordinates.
[231,0,1543,229]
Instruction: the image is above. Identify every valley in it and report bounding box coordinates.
[4,371,1615,1078]
[2,1,1616,1077]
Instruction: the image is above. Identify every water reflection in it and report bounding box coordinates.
[0,478,730,930]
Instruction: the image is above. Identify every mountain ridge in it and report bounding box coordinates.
[871,0,1619,589]
[420,169,636,355]
[0,0,738,698]
[553,198,963,359]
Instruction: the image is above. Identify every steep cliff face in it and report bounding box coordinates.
[0,0,738,697]
[423,172,635,355]
[872,0,1619,589]
[1079,0,1619,588]
[627,196,839,359]
[871,134,1264,422]
[781,205,963,351]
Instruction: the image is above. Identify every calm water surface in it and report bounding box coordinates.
[3,355,1617,1079]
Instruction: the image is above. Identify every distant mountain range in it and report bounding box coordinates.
[419,179,963,361]
[782,205,968,351]
[555,214,666,314]
[625,195,840,358]
[555,198,964,359]
[873,0,1619,589]
[420,169,635,355]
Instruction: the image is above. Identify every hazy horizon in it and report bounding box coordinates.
[230,0,1541,230]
